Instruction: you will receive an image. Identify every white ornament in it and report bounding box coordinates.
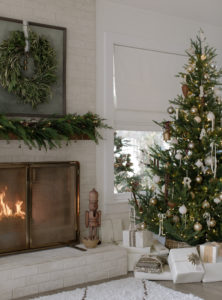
[175,150,182,166]
[153,175,160,184]
[199,86,204,97]
[205,156,213,166]
[175,151,182,160]
[175,108,179,120]
[207,112,215,131]
[179,205,187,215]
[214,198,221,204]
[171,137,178,145]
[183,177,191,189]
[194,116,201,123]
[200,128,207,140]
[195,159,203,168]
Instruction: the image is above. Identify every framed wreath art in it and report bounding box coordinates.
[0,17,66,116]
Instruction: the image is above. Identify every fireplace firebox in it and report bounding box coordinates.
[0,162,80,256]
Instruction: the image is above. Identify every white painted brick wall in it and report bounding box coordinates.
[0,0,97,235]
[0,245,127,299]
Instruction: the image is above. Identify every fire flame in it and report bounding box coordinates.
[0,186,25,220]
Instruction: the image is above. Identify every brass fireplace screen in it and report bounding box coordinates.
[0,162,80,256]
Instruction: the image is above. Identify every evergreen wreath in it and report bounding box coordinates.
[0,30,57,108]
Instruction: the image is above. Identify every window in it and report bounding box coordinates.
[114,130,169,196]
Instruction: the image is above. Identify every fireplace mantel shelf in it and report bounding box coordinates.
[0,134,91,141]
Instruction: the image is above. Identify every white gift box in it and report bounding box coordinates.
[134,265,172,280]
[168,247,204,283]
[135,230,153,248]
[199,243,219,263]
[202,258,222,282]
[123,230,136,247]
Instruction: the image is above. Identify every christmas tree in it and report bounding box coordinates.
[131,31,222,245]
[114,132,134,193]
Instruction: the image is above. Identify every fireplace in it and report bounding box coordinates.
[0,162,80,255]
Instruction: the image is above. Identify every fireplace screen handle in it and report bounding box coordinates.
[31,169,36,183]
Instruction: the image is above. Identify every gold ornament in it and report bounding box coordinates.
[194,222,202,232]
[172,215,180,223]
[190,192,195,199]
[167,106,175,114]
[196,175,203,183]
[140,223,146,230]
[202,200,210,209]
[150,198,157,205]
[205,168,213,175]
[209,219,216,227]
[163,130,170,141]
[201,54,206,60]
[190,106,198,114]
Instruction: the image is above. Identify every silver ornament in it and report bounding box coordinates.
[188,142,195,149]
[214,197,220,204]
[195,159,203,168]
[205,156,213,166]
[187,150,193,157]
[166,210,172,217]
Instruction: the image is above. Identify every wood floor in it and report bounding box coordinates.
[20,273,222,300]
[158,280,222,300]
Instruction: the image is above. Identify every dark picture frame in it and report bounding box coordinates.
[0,16,66,117]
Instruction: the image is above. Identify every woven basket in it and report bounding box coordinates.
[165,238,190,249]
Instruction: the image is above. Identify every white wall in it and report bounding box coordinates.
[0,0,96,237]
[96,0,222,229]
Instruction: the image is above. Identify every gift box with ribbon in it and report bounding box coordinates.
[168,247,204,283]
[123,229,136,247]
[199,242,222,263]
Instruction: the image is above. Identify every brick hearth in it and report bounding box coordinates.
[0,244,127,300]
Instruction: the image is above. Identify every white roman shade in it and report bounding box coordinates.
[113,45,187,128]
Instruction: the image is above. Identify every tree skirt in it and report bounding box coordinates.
[33,278,203,300]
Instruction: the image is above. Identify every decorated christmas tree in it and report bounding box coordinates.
[114,132,134,193]
[131,31,222,245]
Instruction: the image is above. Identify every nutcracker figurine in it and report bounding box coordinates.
[85,188,101,240]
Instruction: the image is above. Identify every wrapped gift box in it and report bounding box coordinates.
[168,247,204,283]
[123,229,153,248]
[202,258,222,282]
[135,230,153,248]
[134,265,172,280]
[199,242,222,263]
[123,229,136,247]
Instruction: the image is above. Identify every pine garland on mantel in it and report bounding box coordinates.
[0,112,110,150]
